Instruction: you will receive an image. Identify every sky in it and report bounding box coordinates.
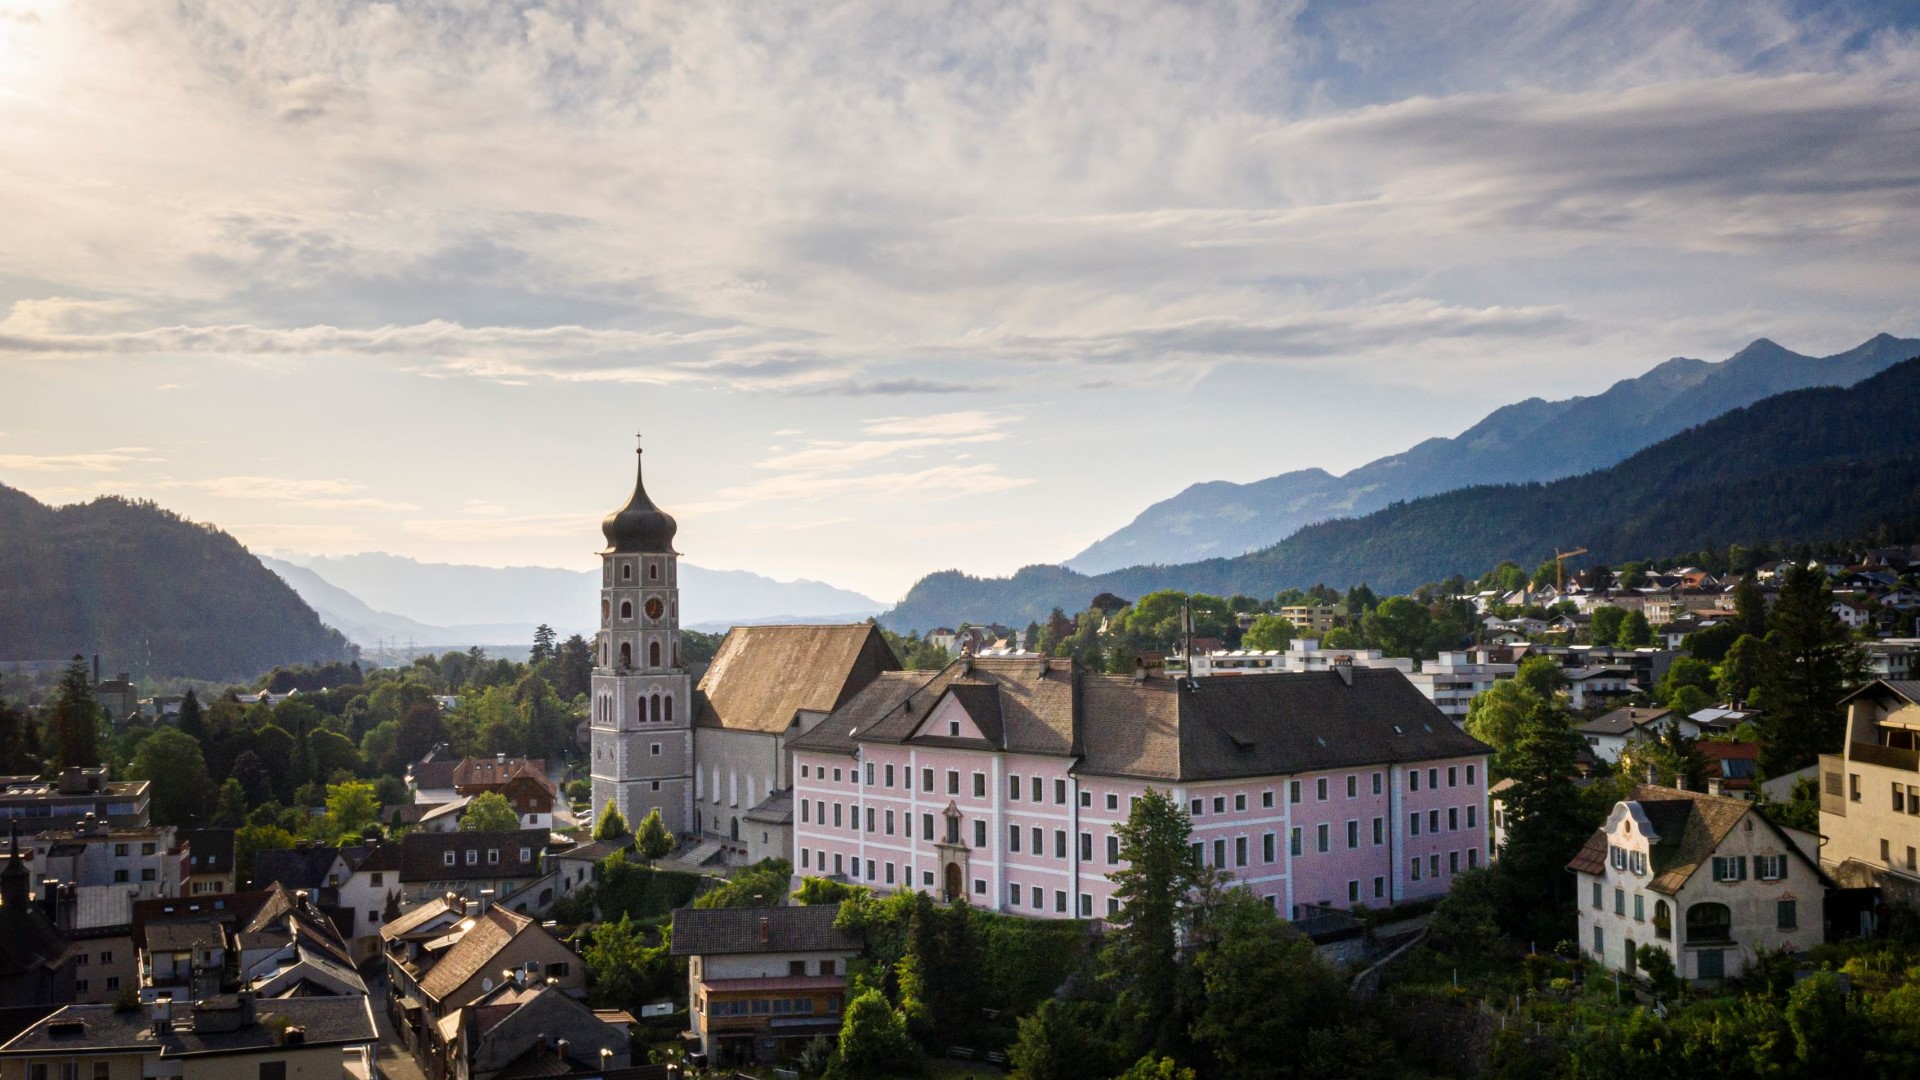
[2,0,1917,603]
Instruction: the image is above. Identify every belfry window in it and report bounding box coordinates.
[620,600,633,620]
[665,696,674,723]
[651,694,662,723]
[619,642,632,668]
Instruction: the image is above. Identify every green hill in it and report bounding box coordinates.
[885,354,1920,631]
[0,485,353,682]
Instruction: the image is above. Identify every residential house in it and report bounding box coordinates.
[671,906,859,1067]
[398,830,554,913]
[451,757,563,831]
[1576,706,1677,764]
[63,886,137,1005]
[1403,651,1516,724]
[1697,742,1761,799]
[234,885,365,998]
[789,656,1491,921]
[447,976,631,1080]
[1563,666,1636,710]
[251,843,344,894]
[1833,598,1873,631]
[177,829,235,896]
[382,902,587,1079]
[142,920,226,1002]
[1864,641,1917,681]
[1276,605,1343,634]
[1569,783,1824,981]
[1818,679,1920,904]
[0,833,76,1006]
[30,820,182,898]
[321,844,404,961]
[0,993,377,1080]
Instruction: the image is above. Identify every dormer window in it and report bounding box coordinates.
[948,721,960,737]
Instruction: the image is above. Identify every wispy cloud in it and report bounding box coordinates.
[159,475,418,512]
[0,447,161,472]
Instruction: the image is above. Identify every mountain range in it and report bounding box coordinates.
[0,485,351,682]
[884,353,1920,631]
[1067,333,1920,573]
[260,551,884,648]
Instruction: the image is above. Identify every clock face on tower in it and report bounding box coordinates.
[645,598,665,620]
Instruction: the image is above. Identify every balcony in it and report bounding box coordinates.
[1853,742,1920,773]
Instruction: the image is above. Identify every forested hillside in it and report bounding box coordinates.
[886,355,1920,630]
[0,485,352,681]
[1069,333,1920,572]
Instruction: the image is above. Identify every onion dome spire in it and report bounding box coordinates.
[601,437,678,553]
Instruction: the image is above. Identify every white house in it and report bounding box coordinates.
[1569,784,1825,982]
[670,905,860,1068]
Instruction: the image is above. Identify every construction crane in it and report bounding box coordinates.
[1554,547,1589,592]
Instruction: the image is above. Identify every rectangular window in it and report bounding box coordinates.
[1373,876,1386,898]
[1214,838,1226,866]
[1290,780,1301,804]
[974,820,987,848]
[1107,835,1120,864]
[1467,764,1476,786]
[1429,768,1439,789]
[1235,793,1246,812]
[1031,885,1043,908]
[1591,881,1602,909]
[801,849,810,869]
[885,764,895,787]
[487,848,500,865]
[1032,776,1043,802]
[465,850,478,865]
[1055,830,1067,858]
[834,853,843,875]
[1347,775,1357,798]
[1468,848,1478,868]
[1192,798,1204,816]
[1373,772,1384,795]
[1317,824,1330,853]
[1429,809,1440,833]
[885,810,895,836]
[1410,813,1421,837]
[1347,820,1359,849]
[1450,850,1460,874]
[1010,775,1022,800]
[1290,827,1302,857]
[1348,880,1360,903]
[1373,817,1384,845]
[1851,773,1861,801]
[1107,792,1119,811]
[1081,790,1091,807]
[1448,807,1459,831]
[1263,790,1275,808]
[922,813,933,841]
[973,772,986,798]
[1410,771,1420,792]
[1448,766,1458,788]
[1009,882,1021,906]
[801,801,810,824]
[948,770,959,795]
[1010,825,1021,852]
[1467,805,1477,829]
[1411,858,1423,882]
[1263,832,1275,863]
[1032,827,1042,854]
[866,859,875,881]
[1896,783,1905,813]
[1777,899,1798,930]
[1429,853,1440,878]
[1593,925,1604,957]
[1080,832,1093,861]
[833,803,843,828]
[1056,779,1067,804]
[923,767,934,792]
[1081,895,1093,917]
[1055,890,1067,913]
[1317,777,1329,800]
[1711,855,1748,882]
[1213,796,1226,815]
[865,763,875,786]
[1634,894,1645,921]
[1235,836,1248,867]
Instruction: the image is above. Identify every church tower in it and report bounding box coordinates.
[590,440,693,838]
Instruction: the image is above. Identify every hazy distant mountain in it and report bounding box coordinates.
[885,355,1920,630]
[262,551,883,645]
[1067,333,1920,573]
[0,485,351,681]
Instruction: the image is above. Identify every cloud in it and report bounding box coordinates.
[682,464,1034,518]
[400,512,596,543]
[0,447,161,472]
[160,475,418,512]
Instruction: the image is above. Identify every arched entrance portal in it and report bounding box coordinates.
[943,862,963,902]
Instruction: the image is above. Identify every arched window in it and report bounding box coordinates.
[649,641,661,667]
[1686,902,1732,943]
[1653,900,1672,940]
[664,696,674,723]
[622,563,632,580]
[650,694,662,723]
[650,563,658,579]
[620,600,632,620]
[619,642,632,669]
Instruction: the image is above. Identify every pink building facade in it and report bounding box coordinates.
[788,656,1490,920]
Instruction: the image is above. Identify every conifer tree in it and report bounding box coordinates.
[594,800,628,841]
[48,655,101,769]
[1757,563,1865,774]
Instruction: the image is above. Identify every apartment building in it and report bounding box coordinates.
[1819,679,1920,904]
[788,655,1490,921]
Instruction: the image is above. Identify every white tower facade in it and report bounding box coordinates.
[589,442,694,837]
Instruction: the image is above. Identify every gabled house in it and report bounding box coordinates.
[1818,679,1920,903]
[1569,784,1825,982]
[1576,706,1676,763]
[398,829,554,912]
[234,885,364,998]
[0,993,377,1080]
[448,976,631,1080]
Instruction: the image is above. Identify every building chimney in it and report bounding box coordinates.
[150,994,172,1035]
[757,915,770,944]
[479,888,494,914]
[239,990,257,1028]
[497,752,506,767]
[1707,778,1724,797]
[1132,657,1148,683]
[555,1039,569,1063]
[92,654,101,684]
[1331,655,1353,686]
[1674,774,1687,792]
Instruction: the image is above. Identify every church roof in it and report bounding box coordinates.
[694,624,900,734]
[601,447,677,554]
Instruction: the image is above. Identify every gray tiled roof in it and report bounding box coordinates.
[669,905,858,957]
[0,997,376,1056]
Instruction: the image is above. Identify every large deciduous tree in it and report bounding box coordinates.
[129,727,211,825]
[460,791,522,832]
[1190,888,1346,1080]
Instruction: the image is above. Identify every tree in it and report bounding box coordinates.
[1732,575,1771,637]
[129,728,211,826]
[1590,606,1627,645]
[306,728,362,782]
[581,914,675,1011]
[48,655,102,769]
[1117,1056,1197,1080]
[210,778,249,828]
[234,824,294,888]
[1464,680,1541,779]
[833,989,918,1080]
[1617,610,1653,647]
[595,800,629,841]
[1361,597,1433,659]
[1757,563,1866,774]
[635,808,673,862]
[229,749,274,805]
[1190,888,1347,1080]
[1493,696,1593,942]
[460,791,522,832]
[1656,657,1717,706]
[1515,655,1566,699]
[323,780,381,838]
[694,858,792,908]
[176,689,205,741]
[530,624,558,666]
[1240,614,1297,652]
[1426,867,1508,972]
[1106,788,1211,1057]
[1718,633,1772,706]
[1009,1000,1126,1080]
